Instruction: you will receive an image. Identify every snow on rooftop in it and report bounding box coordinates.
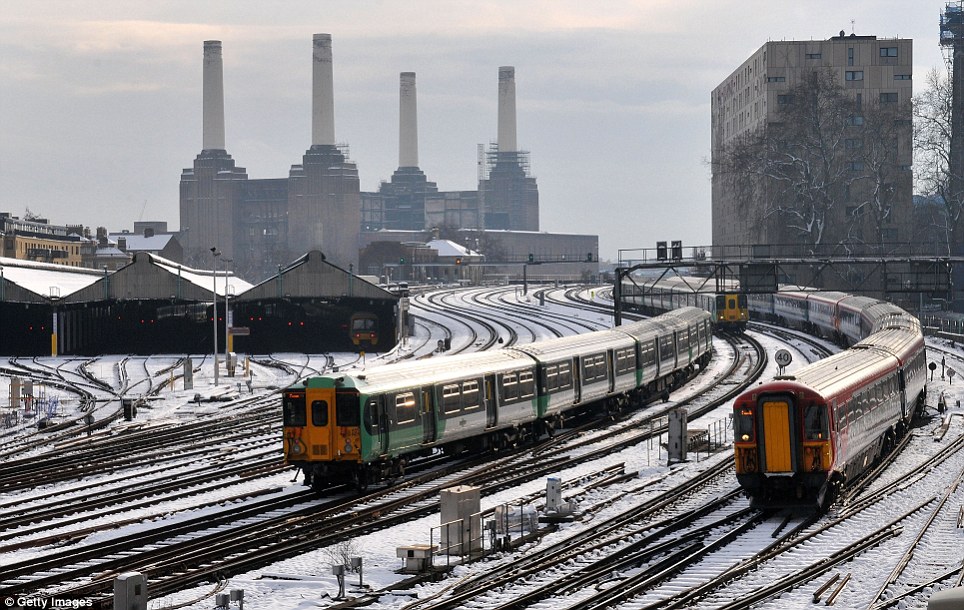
[0,255,103,297]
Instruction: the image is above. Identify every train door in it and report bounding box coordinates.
[484,375,497,428]
[607,350,615,393]
[295,388,335,461]
[421,387,436,444]
[573,357,583,403]
[761,398,794,472]
[365,396,390,455]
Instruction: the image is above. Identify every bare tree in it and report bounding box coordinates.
[913,67,959,254]
[717,69,909,257]
[850,99,911,252]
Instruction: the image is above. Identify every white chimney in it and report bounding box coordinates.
[202,40,225,151]
[497,66,517,153]
[312,33,335,146]
[399,72,418,168]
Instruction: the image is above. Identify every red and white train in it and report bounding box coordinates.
[735,290,926,508]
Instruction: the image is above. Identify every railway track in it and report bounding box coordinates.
[0,324,765,607]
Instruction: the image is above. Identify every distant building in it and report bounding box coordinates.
[0,212,85,267]
[179,40,588,284]
[111,222,183,264]
[711,33,913,258]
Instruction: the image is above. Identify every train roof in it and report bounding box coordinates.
[510,328,636,361]
[614,307,708,342]
[853,328,924,362]
[805,291,850,305]
[313,349,535,394]
[626,275,740,294]
[770,347,895,399]
[837,295,882,311]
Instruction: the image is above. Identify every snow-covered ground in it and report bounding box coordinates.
[1,287,962,609]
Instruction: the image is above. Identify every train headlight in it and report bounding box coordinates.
[289,440,305,456]
[344,440,353,453]
[741,434,750,442]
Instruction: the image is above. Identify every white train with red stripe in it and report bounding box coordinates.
[734,294,925,509]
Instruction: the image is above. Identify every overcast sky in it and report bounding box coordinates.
[0,1,949,261]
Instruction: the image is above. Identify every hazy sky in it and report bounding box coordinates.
[0,1,948,261]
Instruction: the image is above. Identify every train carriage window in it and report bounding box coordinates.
[659,335,674,359]
[462,379,481,411]
[735,406,755,442]
[616,348,635,374]
[583,354,608,382]
[642,341,657,368]
[335,392,359,426]
[545,364,558,391]
[442,384,461,415]
[558,362,573,389]
[804,403,829,440]
[518,371,535,399]
[395,392,417,425]
[311,400,329,426]
[502,372,518,403]
[283,393,307,426]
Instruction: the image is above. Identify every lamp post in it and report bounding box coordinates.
[210,247,221,386]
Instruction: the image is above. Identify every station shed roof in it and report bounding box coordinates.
[61,252,253,303]
[0,256,103,303]
[239,250,394,301]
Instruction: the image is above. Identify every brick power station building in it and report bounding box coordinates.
[180,36,585,283]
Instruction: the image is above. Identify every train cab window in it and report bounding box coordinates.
[716,295,726,309]
[335,392,359,426]
[727,297,736,310]
[395,392,417,424]
[735,406,755,442]
[311,400,329,426]
[739,294,747,307]
[804,403,829,440]
[351,315,376,332]
[283,392,307,426]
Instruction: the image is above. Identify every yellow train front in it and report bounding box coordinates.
[349,312,379,349]
[715,292,748,332]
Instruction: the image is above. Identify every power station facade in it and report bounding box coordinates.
[180,36,549,282]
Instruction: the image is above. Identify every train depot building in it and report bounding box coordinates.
[0,251,399,356]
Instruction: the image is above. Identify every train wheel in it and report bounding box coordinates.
[352,470,370,492]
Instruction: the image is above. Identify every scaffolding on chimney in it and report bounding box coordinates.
[483,143,531,177]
